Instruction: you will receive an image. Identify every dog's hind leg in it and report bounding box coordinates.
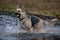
[33,19,44,33]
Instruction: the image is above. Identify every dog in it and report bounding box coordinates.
[15,6,58,33]
[15,6,44,33]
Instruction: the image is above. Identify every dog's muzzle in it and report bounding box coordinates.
[14,12,21,18]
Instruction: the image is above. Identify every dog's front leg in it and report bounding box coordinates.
[24,19,32,33]
[17,19,21,33]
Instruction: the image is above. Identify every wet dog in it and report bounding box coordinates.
[15,7,44,33]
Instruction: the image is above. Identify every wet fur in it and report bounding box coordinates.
[15,7,45,33]
[19,14,44,32]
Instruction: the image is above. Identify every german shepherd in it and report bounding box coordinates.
[15,6,45,33]
[15,6,58,33]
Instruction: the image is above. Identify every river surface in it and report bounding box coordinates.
[0,14,60,40]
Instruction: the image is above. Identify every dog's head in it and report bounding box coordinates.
[15,6,26,18]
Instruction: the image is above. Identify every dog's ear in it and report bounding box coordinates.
[21,5,25,12]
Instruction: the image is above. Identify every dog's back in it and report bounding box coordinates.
[31,16,40,27]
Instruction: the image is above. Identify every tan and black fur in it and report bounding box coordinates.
[15,6,45,33]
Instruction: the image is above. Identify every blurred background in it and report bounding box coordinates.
[0,0,60,19]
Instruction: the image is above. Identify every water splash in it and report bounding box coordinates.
[0,15,60,40]
[0,15,19,34]
[0,15,28,35]
[0,15,60,34]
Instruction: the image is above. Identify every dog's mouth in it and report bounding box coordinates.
[14,12,21,18]
[14,12,25,21]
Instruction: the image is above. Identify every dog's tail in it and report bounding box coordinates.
[42,18,58,26]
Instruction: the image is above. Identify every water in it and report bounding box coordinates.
[0,14,60,40]
[0,15,18,34]
[40,26,60,33]
[0,37,20,40]
[0,15,60,33]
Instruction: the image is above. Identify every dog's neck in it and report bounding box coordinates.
[20,14,30,21]
[19,12,27,21]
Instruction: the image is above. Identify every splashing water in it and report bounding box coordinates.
[0,15,60,40]
[0,15,19,34]
[0,15,27,40]
[0,15,60,34]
